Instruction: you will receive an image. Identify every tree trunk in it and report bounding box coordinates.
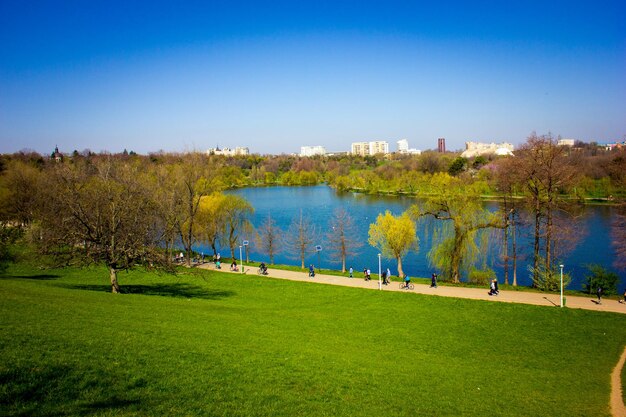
[396,256,404,278]
[503,203,510,285]
[533,199,541,286]
[451,227,464,283]
[512,210,518,287]
[110,267,121,293]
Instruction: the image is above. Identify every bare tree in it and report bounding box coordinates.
[256,212,281,264]
[611,205,626,270]
[284,209,317,269]
[221,195,254,259]
[326,208,363,272]
[508,133,579,283]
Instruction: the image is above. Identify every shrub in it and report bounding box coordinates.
[468,267,495,286]
[529,259,571,292]
[582,264,620,295]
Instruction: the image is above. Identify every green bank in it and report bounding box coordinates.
[1,263,625,416]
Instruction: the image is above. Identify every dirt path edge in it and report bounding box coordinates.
[611,346,626,417]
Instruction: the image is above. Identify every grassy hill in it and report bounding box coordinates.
[1,262,625,416]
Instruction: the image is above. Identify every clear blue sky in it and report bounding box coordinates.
[1,0,624,155]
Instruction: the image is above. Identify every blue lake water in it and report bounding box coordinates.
[209,185,625,290]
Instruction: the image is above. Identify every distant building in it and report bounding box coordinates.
[461,141,514,158]
[300,146,326,157]
[599,141,626,151]
[557,138,576,147]
[207,146,249,156]
[437,138,446,153]
[51,146,63,162]
[351,141,389,156]
[397,139,421,155]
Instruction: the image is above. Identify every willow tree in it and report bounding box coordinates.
[367,210,417,278]
[37,157,166,293]
[221,194,254,259]
[411,173,501,283]
[194,193,228,257]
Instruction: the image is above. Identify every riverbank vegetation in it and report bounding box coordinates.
[1,134,625,289]
[1,260,625,416]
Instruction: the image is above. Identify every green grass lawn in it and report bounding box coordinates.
[1,261,625,416]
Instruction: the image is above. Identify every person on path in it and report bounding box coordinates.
[309,264,315,277]
[431,273,438,288]
[367,269,371,281]
[403,274,411,289]
[363,268,369,281]
[597,286,603,304]
[349,267,353,278]
[382,269,387,285]
[621,288,626,304]
[230,260,238,271]
[386,268,391,283]
[216,253,221,263]
[489,279,498,296]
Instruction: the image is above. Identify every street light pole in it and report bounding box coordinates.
[242,240,249,274]
[239,246,243,274]
[378,253,382,290]
[559,264,564,307]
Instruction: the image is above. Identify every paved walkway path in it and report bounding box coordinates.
[198,263,626,315]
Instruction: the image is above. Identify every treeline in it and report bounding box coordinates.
[0,133,625,293]
[4,135,625,200]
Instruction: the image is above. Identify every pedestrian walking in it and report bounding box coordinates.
[431,273,438,288]
[349,267,353,278]
[597,286,603,304]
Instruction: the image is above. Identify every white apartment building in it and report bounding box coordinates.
[397,139,409,153]
[461,142,514,158]
[207,146,250,156]
[557,139,576,147]
[300,146,327,157]
[351,141,389,156]
[397,139,422,155]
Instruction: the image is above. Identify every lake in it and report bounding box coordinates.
[214,185,625,290]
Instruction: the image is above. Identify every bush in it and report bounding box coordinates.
[468,268,495,286]
[583,264,619,295]
[529,260,571,292]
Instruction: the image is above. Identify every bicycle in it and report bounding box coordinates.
[399,282,414,290]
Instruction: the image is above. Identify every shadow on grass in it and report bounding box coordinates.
[56,282,235,300]
[0,273,61,280]
[0,364,143,417]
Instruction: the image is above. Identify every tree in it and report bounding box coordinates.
[411,173,501,283]
[221,195,254,259]
[256,212,281,264]
[173,154,220,266]
[508,133,579,283]
[194,193,228,257]
[284,209,317,269]
[326,208,363,273]
[367,210,417,277]
[0,160,41,227]
[37,157,166,293]
[612,206,626,270]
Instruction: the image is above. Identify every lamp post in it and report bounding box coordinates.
[559,264,564,307]
[242,240,249,273]
[315,245,322,272]
[239,246,243,274]
[378,253,382,290]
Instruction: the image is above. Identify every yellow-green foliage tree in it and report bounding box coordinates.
[411,173,501,283]
[368,211,417,277]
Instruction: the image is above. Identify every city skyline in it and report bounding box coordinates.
[1,1,624,155]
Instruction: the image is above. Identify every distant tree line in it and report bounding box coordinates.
[1,133,625,292]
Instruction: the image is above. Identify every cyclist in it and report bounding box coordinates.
[403,274,411,289]
[260,262,267,275]
[230,260,238,271]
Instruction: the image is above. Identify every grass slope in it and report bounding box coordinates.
[1,263,625,416]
